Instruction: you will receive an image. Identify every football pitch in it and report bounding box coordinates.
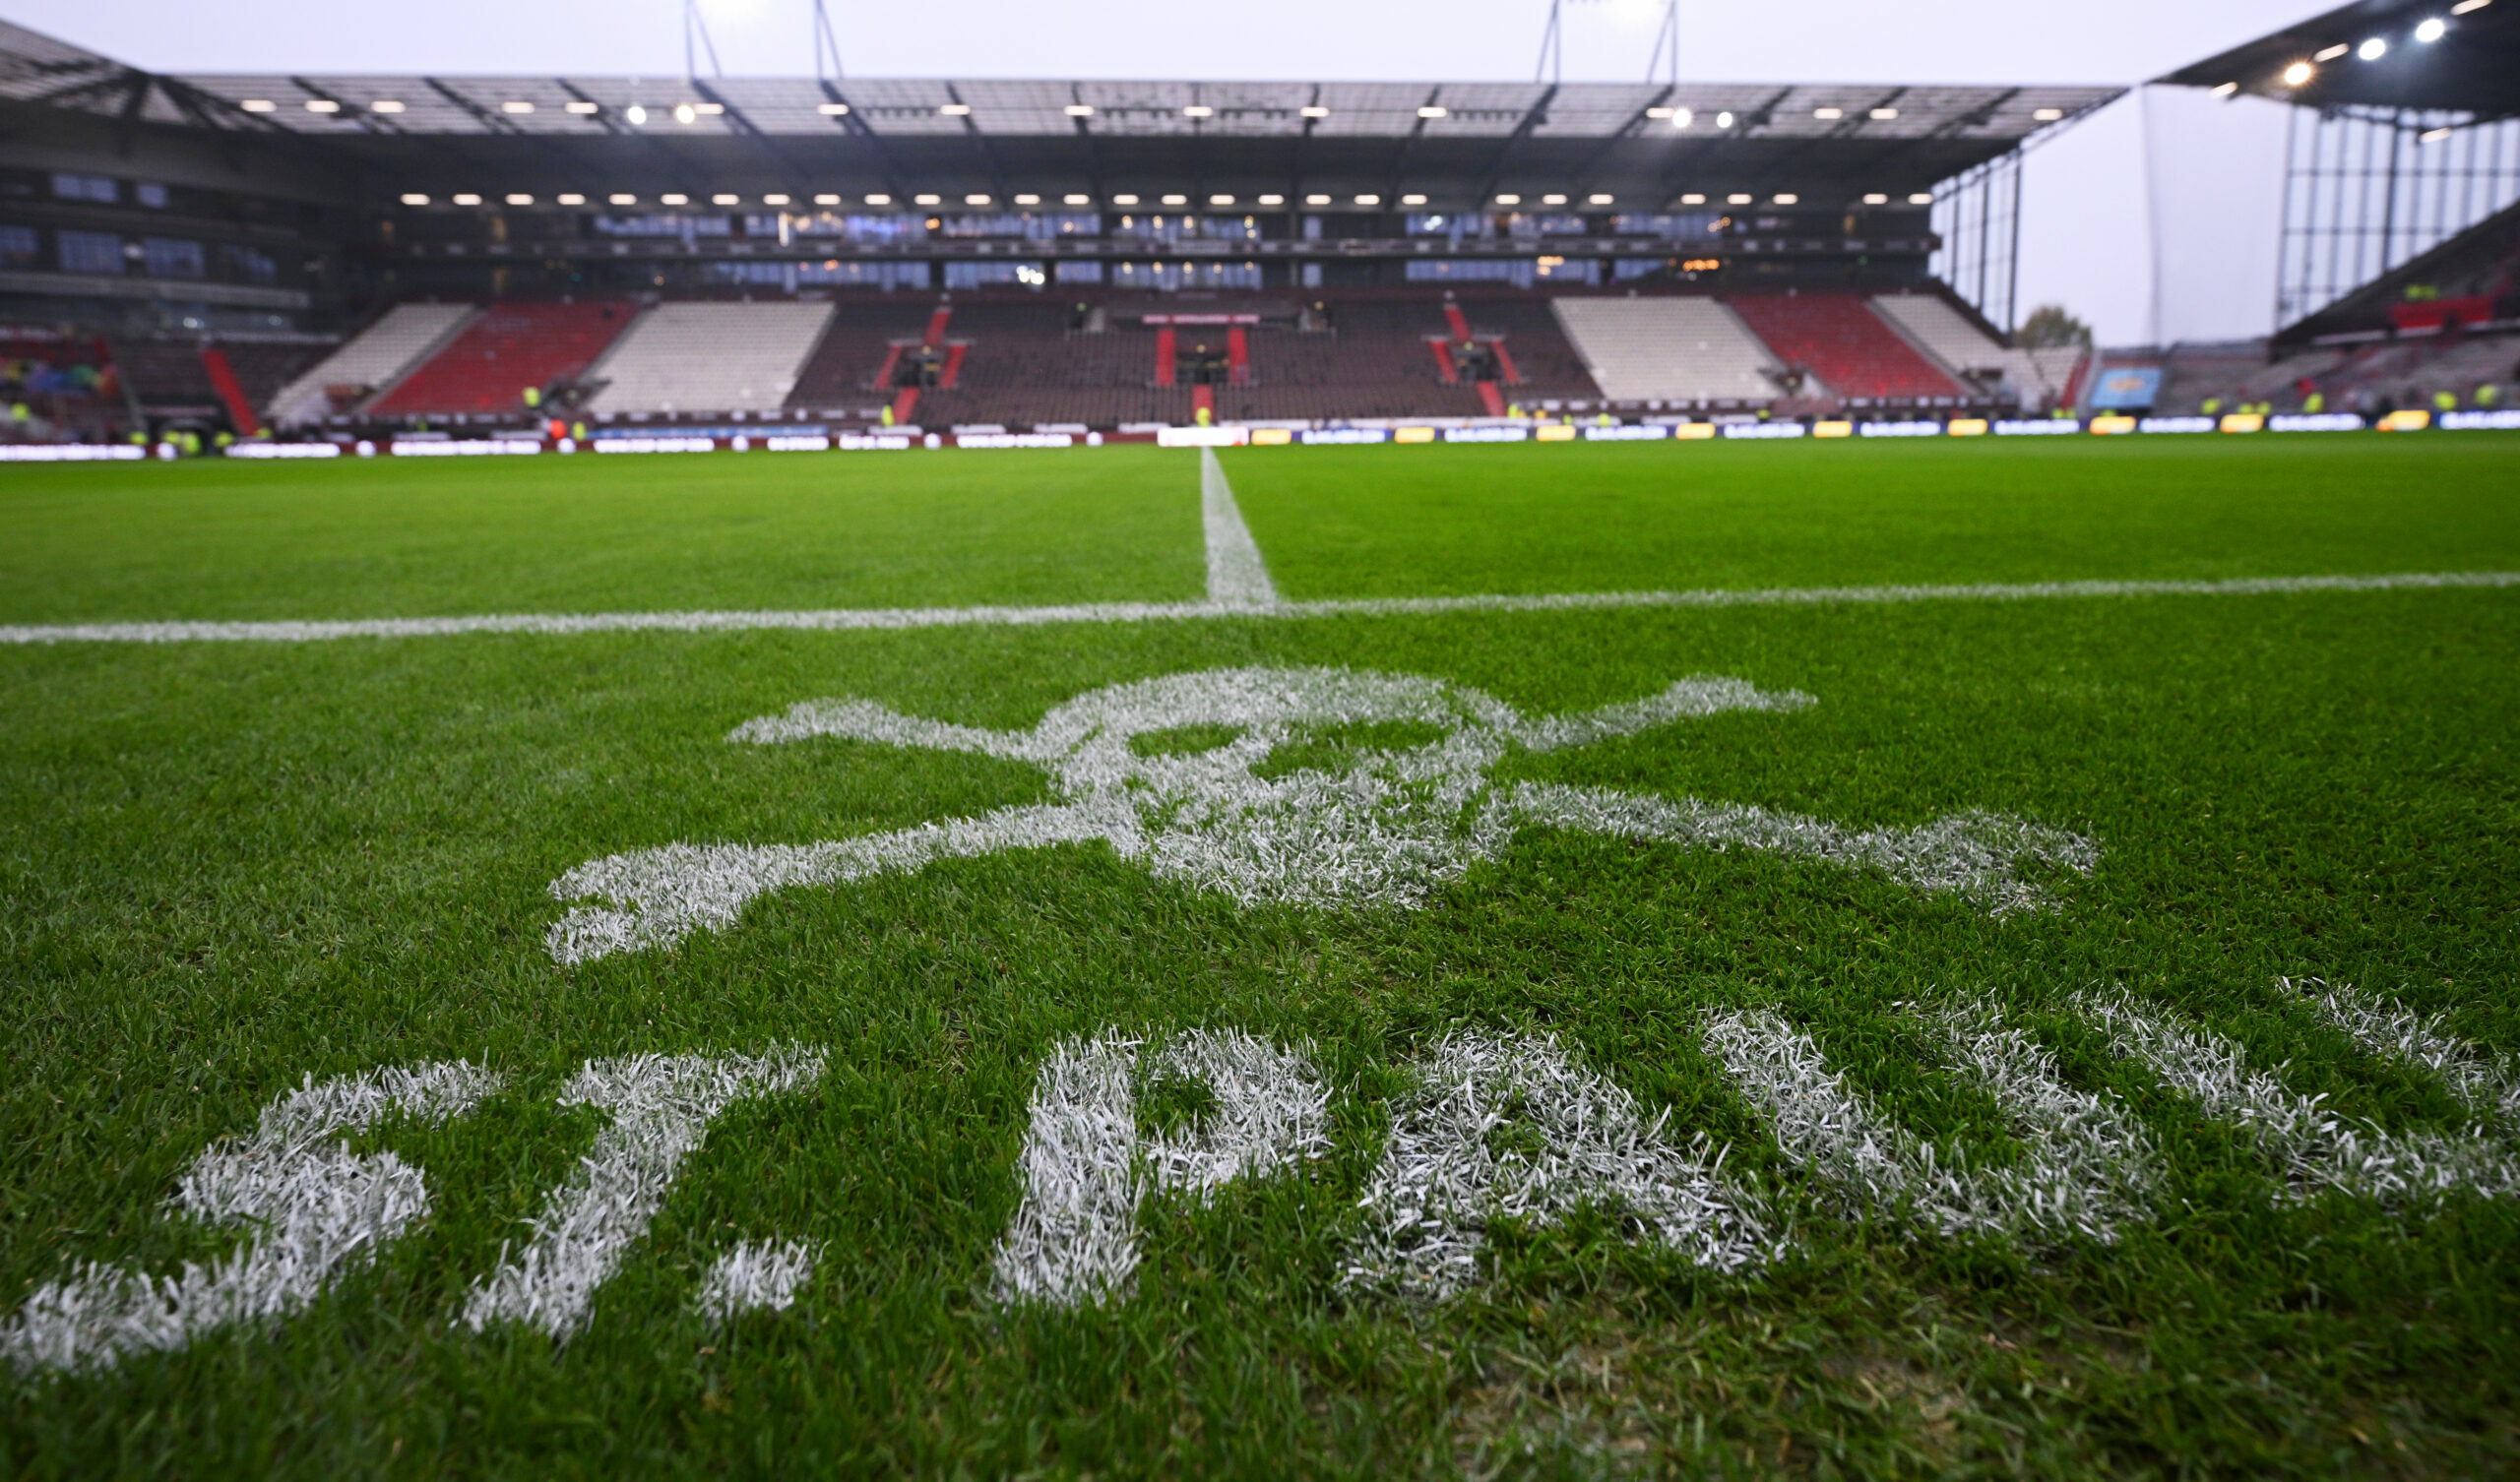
[2,434,2516,1477]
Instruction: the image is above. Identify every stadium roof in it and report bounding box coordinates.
[0,22,2116,206]
[2158,0,2520,118]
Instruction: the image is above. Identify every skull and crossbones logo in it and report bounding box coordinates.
[546,666,2097,963]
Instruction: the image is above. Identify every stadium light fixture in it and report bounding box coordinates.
[660,193,688,205]
[1300,105,1330,118]
[610,194,638,205]
[1418,106,1448,119]
[1495,193,1522,205]
[1015,193,1041,206]
[2283,62,2315,86]
[240,98,276,112]
[1679,193,1706,205]
[1113,193,1141,206]
[557,193,587,206]
[815,193,842,206]
[713,193,740,206]
[1162,194,1189,206]
[566,100,599,115]
[1401,193,1427,206]
[504,193,533,206]
[452,193,482,206]
[1813,106,1843,120]
[2415,16,2447,39]
[1726,193,1752,205]
[501,100,535,114]
[2033,106,2065,120]
[1183,105,1215,118]
[1773,193,1797,205]
[2421,125,2455,142]
[401,193,429,206]
[2450,0,2488,12]
[1064,104,1095,117]
[914,193,942,206]
[1588,193,1614,205]
[626,104,648,125]
[966,194,991,206]
[1212,194,1236,206]
[2315,43,2350,60]
[1304,193,1332,206]
[1354,194,1382,206]
[1670,108,1692,128]
[673,102,697,125]
[695,102,724,115]
[1542,193,1568,206]
[371,99,405,114]
[2358,36,2387,58]
[2212,83,2239,96]
[1869,107,1899,120]
[305,99,340,114]
[940,103,972,116]
[1909,192,1934,205]
[1258,194,1285,206]
[1716,110,1735,128]
[817,103,850,116]
[864,193,892,205]
[1646,106,1674,118]
[1862,192,1888,205]
[763,193,790,206]
[1065,193,1093,205]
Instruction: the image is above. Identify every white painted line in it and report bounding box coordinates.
[1342,1030,1775,1299]
[1200,446,1280,608]
[460,1045,824,1339]
[4,571,2511,647]
[2294,978,2520,1129]
[2,1061,504,1374]
[692,1239,821,1324]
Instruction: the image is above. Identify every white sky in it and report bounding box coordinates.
[6,0,2322,342]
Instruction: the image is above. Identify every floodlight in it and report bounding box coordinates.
[1162,194,1189,206]
[1401,194,1427,206]
[305,99,340,113]
[1670,108,1692,127]
[1495,193,1522,205]
[1716,110,1734,128]
[2421,125,2454,142]
[1679,193,1706,205]
[1300,105,1330,118]
[2283,61,2315,86]
[763,194,790,206]
[1588,193,1614,205]
[1212,194,1236,206]
[452,193,482,206]
[1257,194,1285,206]
[1113,194,1141,206]
[240,99,276,112]
[501,100,535,114]
[660,192,688,205]
[2416,17,2447,39]
[940,103,972,116]
[2211,82,2238,95]
[401,193,429,206]
[1862,193,1888,205]
[1304,193,1331,206]
[1542,193,1568,206]
[864,193,892,205]
[2450,0,2488,12]
[557,193,587,206]
[626,104,648,125]
[1015,193,1041,205]
[1773,193,1797,205]
[914,193,942,206]
[1813,106,1843,119]
[2315,43,2350,59]
[1354,194,1381,206]
[817,103,850,116]
[713,193,740,206]
[1726,193,1752,205]
[566,101,599,114]
[1064,104,1094,117]
[673,102,697,125]
[1418,106,1448,119]
[611,194,639,205]
[1183,105,1214,117]
[966,194,991,206]
[2033,107,2064,120]
[371,100,405,113]
[1909,192,1933,205]
[815,194,841,206]
[1647,107,1674,118]
[1869,106,1898,120]
[2358,36,2387,58]
[1065,194,1093,205]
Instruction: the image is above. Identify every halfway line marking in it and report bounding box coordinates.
[1201,446,1279,608]
[1,571,2512,647]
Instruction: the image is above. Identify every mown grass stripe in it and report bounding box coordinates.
[2,570,2513,647]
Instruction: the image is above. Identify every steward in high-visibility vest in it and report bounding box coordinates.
[523,386,542,410]
[880,404,895,428]
[2302,392,2325,414]
[2200,397,2223,416]
[2433,390,2458,413]
[2476,384,2500,407]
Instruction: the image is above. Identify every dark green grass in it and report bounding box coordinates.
[0,445,1203,624]
[2,579,2515,1477]
[1222,433,2520,599]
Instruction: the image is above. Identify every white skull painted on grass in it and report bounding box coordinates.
[546,665,2100,963]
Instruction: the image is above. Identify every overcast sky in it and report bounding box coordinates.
[7,0,2322,342]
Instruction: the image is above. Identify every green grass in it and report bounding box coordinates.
[0,445,1202,624]
[1222,434,2520,598]
[2,436,2517,1478]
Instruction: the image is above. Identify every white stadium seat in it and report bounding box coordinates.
[1548,298,1786,403]
[585,303,837,417]
[266,303,478,427]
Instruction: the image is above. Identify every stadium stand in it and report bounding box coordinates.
[582,302,834,417]
[111,338,335,429]
[783,298,943,417]
[368,301,633,419]
[1727,294,1971,405]
[1550,297,1783,404]
[267,303,476,427]
[1455,298,1604,404]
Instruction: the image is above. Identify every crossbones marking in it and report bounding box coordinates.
[545,666,2100,964]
